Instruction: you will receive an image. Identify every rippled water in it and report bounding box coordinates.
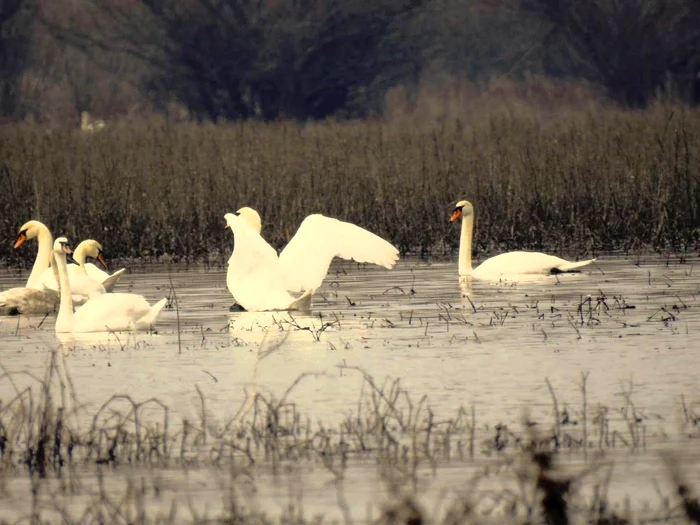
[1,253,699,521]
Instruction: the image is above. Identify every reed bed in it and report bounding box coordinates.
[1,103,699,267]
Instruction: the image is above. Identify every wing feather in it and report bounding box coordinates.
[279,215,399,292]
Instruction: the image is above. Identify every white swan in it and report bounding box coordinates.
[0,220,59,314]
[14,220,125,299]
[52,238,167,333]
[73,240,126,292]
[13,220,53,289]
[451,200,596,279]
[225,207,400,311]
[39,239,126,300]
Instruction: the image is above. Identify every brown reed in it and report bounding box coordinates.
[0,102,698,270]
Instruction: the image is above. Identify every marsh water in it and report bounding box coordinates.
[1,254,700,522]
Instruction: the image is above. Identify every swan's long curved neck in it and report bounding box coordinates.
[27,228,53,289]
[458,214,474,276]
[54,251,74,332]
[73,245,86,265]
[73,244,88,274]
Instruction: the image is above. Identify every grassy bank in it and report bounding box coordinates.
[1,103,699,266]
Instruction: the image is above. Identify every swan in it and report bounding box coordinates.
[73,240,126,292]
[13,220,125,299]
[225,207,400,311]
[38,239,126,299]
[13,220,53,289]
[451,200,596,279]
[52,238,167,333]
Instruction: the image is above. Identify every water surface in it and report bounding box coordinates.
[1,254,699,521]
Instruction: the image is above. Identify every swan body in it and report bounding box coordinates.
[84,264,126,292]
[225,207,400,311]
[451,200,596,279]
[0,287,59,316]
[52,238,167,333]
[40,269,105,306]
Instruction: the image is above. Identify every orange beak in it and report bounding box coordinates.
[450,209,462,223]
[97,252,108,270]
[13,231,27,249]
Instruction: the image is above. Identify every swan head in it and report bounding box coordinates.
[234,207,262,234]
[14,220,48,248]
[450,200,474,223]
[77,239,107,269]
[53,237,76,264]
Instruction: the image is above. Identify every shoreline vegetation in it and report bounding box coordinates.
[0,353,699,523]
[1,102,699,268]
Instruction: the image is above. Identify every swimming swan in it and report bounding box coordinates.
[39,239,125,301]
[451,200,596,279]
[52,238,167,333]
[72,239,127,292]
[14,220,125,297]
[78,239,126,292]
[225,207,400,311]
[0,221,59,314]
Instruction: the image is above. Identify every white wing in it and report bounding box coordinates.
[83,263,127,289]
[38,265,105,304]
[225,213,298,311]
[97,267,127,292]
[278,214,399,292]
[84,263,108,281]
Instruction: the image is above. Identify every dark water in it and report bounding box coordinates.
[0,254,698,522]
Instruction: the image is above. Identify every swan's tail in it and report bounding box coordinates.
[554,258,596,273]
[101,268,127,292]
[137,298,168,329]
[289,289,314,311]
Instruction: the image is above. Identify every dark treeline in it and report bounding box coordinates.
[0,0,699,123]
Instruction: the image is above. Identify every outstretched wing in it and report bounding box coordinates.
[224,213,294,311]
[278,214,399,292]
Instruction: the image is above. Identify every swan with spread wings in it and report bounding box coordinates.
[224,207,400,311]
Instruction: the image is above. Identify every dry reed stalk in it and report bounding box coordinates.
[1,104,699,269]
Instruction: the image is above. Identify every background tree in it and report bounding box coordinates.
[0,0,36,118]
[10,0,700,123]
[517,0,700,106]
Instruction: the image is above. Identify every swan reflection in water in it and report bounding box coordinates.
[55,329,158,352]
[227,310,323,338]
